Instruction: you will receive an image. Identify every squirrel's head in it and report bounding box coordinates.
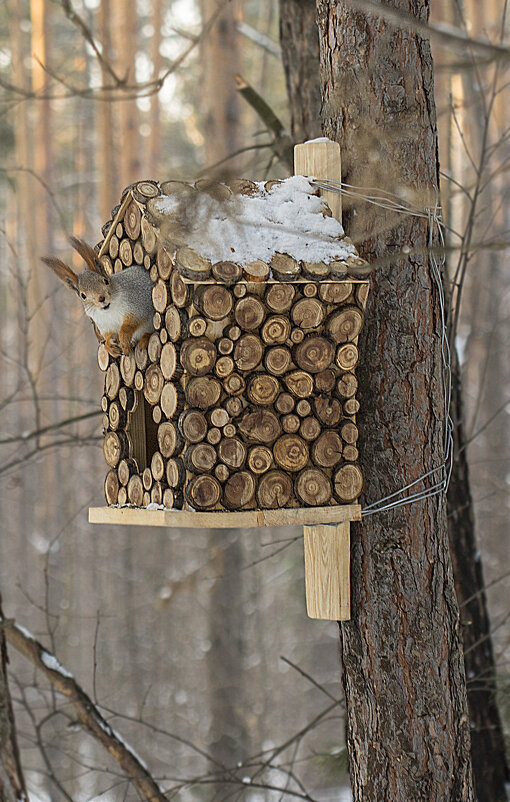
[77,271,113,311]
[41,237,113,310]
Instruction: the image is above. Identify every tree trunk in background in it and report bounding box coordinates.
[6,0,34,584]
[148,0,164,178]
[0,599,27,802]
[447,362,509,801]
[437,0,509,794]
[112,0,141,189]
[255,0,276,91]
[279,0,322,141]
[28,0,53,379]
[315,1,474,799]
[206,535,248,778]
[200,0,241,175]
[98,0,118,222]
[198,6,247,779]
[30,0,62,547]
[30,0,54,254]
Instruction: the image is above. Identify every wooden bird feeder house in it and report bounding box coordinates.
[89,140,371,621]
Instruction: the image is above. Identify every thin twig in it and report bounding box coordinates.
[4,621,167,802]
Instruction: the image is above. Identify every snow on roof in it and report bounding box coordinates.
[151,176,369,281]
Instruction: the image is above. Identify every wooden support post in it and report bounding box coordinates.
[294,139,342,222]
[303,523,351,620]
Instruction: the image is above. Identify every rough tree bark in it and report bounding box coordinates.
[314,2,474,800]
[279,0,322,141]
[280,0,508,794]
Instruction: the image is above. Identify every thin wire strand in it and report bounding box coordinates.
[309,179,453,517]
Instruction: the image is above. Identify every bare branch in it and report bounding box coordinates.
[3,621,167,802]
[0,598,27,802]
[235,74,294,170]
[0,410,101,445]
[236,21,282,57]
[58,0,122,85]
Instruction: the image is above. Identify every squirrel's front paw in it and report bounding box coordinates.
[138,332,151,350]
[104,335,122,358]
[119,335,133,355]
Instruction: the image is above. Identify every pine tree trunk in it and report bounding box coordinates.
[112,0,141,188]
[28,0,52,374]
[200,0,241,174]
[30,0,54,253]
[279,0,506,796]
[448,363,509,801]
[98,0,118,222]
[315,2,474,799]
[148,0,164,177]
[279,0,322,141]
[206,535,248,786]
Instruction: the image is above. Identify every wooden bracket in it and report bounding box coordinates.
[303,523,351,620]
[294,139,342,222]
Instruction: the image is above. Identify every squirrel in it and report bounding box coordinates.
[42,237,154,357]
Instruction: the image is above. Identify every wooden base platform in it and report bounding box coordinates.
[89,504,360,621]
[88,504,361,529]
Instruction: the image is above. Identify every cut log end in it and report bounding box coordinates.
[186,474,221,509]
[334,464,363,502]
[295,468,332,506]
[257,470,293,509]
[223,471,256,509]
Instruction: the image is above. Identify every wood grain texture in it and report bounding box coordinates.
[303,523,350,620]
[294,140,342,221]
[89,504,361,528]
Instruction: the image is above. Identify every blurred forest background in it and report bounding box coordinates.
[0,0,509,800]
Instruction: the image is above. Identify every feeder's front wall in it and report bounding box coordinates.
[97,179,369,512]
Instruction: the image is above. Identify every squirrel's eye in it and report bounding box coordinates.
[104,279,109,286]
[81,293,86,299]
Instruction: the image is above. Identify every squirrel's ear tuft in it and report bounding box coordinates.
[41,256,79,294]
[69,237,107,277]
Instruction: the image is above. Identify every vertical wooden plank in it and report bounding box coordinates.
[303,523,351,620]
[294,140,342,222]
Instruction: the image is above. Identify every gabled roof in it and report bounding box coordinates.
[98,176,371,284]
